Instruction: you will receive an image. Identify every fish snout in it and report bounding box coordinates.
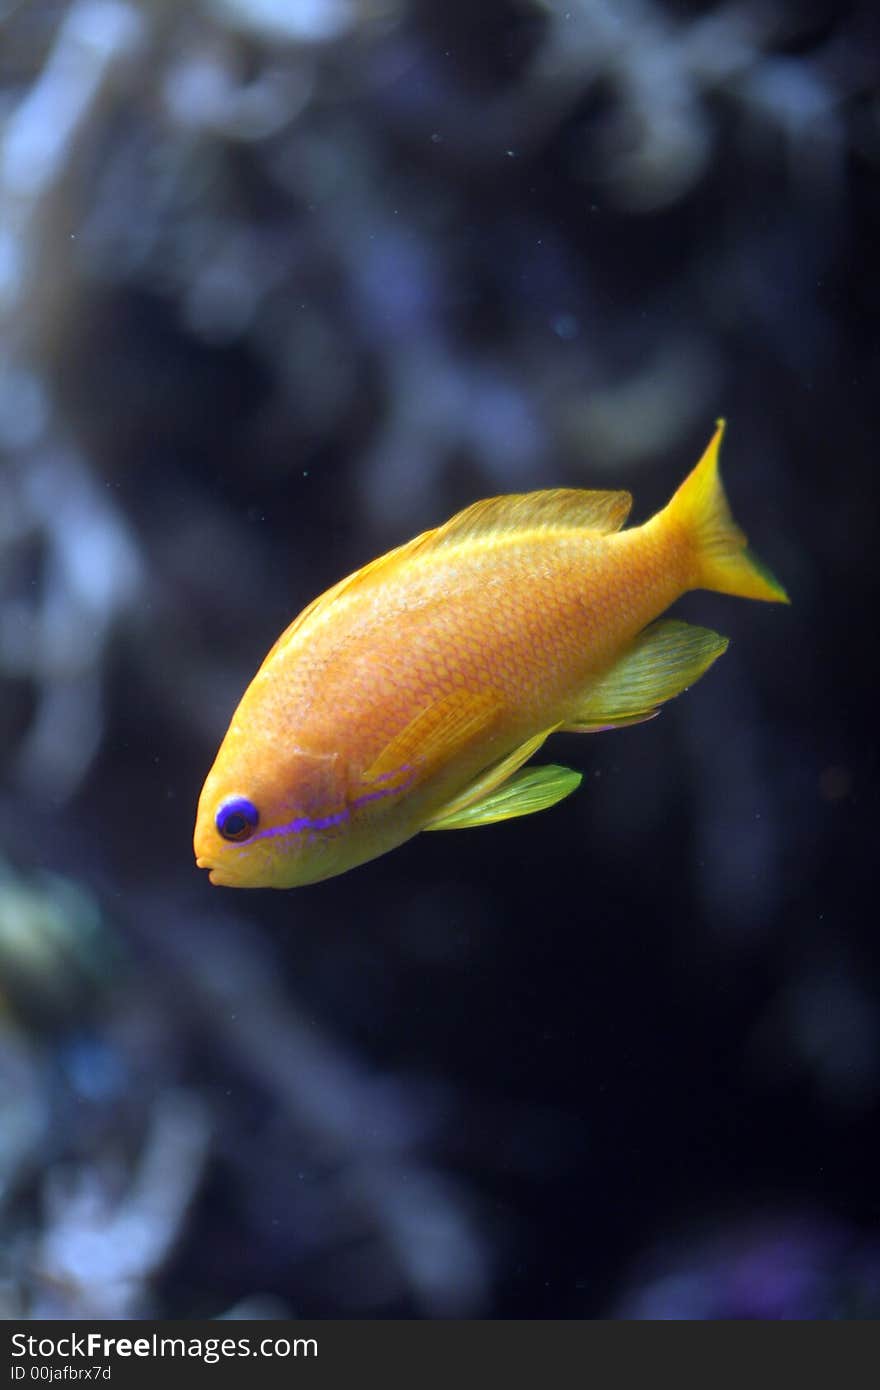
[196,855,244,888]
[195,852,219,883]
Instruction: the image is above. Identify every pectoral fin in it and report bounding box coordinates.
[363,688,501,785]
[564,619,728,730]
[424,764,582,831]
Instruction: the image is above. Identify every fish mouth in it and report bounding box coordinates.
[196,855,243,888]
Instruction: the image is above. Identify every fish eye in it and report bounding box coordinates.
[216,796,259,842]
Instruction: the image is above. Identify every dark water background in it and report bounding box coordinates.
[0,0,877,1318]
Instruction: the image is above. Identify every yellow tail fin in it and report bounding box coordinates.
[666,420,789,603]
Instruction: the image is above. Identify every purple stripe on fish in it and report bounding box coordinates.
[350,766,419,811]
[254,806,351,840]
[350,783,409,811]
[366,762,415,785]
[244,764,419,847]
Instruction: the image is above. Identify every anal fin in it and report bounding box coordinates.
[564,619,728,730]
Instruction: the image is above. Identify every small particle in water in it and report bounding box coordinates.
[505,148,517,158]
[431,132,442,144]
[303,470,310,478]
[552,313,579,341]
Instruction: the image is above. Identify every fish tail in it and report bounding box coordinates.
[665,420,789,603]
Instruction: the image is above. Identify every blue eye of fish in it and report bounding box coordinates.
[216,797,259,842]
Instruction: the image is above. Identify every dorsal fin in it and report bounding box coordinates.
[431,488,632,548]
[264,488,631,662]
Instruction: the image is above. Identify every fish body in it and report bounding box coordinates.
[194,422,787,888]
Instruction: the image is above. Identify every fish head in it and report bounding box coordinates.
[194,727,348,888]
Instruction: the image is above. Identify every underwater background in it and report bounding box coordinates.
[0,0,877,1319]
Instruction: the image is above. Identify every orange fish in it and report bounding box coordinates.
[194,422,787,888]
